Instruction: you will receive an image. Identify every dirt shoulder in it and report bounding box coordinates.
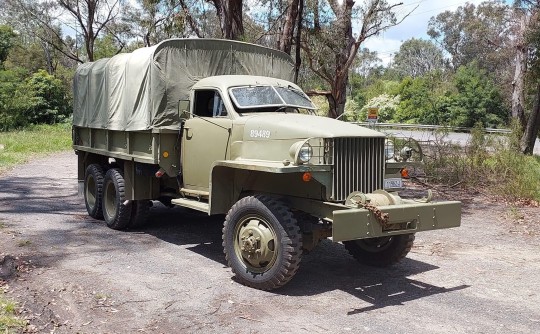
[1,152,539,333]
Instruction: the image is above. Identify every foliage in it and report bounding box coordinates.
[21,70,70,124]
[392,38,444,78]
[93,34,122,60]
[0,25,17,66]
[310,95,329,117]
[0,123,72,173]
[388,64,508,127]
[423,125,540,201]
[440,62,508,128]
[0,67,27,130]
[301,0,402,118]
[347,93,400,122]
[393,73,449,124]
[427,1,512,73]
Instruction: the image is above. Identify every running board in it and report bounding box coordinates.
[171,198,210,213]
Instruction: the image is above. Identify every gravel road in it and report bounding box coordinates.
[0,151,539,333]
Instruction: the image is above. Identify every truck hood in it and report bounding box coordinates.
[242,113,385,140]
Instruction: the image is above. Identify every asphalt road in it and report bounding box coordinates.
[0,152,539,333]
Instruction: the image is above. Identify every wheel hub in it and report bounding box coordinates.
[237,219,276,270]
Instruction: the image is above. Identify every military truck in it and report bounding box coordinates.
[72,39,461,290]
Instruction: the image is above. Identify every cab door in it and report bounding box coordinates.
[181,89,232,192]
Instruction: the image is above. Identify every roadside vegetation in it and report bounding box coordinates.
[0,291,26,333]
[0,123,72,174]
[423,124,540,202]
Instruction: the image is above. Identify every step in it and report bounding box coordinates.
[171,198,210,213]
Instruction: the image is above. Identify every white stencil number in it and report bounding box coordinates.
[250,129,271,139]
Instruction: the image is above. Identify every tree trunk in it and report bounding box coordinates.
[278,0,299,54]
[294,0,303,83]
[520,83,540,154]
[327,75,347,118]
[511,12,528,128]
[213,0,244,40]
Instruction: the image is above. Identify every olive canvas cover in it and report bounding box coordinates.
[73,39,295,131]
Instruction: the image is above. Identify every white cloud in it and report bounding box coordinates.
[360,0,487,65]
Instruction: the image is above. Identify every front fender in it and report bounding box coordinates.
[209,160,331,215]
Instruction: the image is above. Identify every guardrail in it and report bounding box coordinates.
[352,122,512,134]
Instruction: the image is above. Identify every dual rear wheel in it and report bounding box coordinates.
[83,164,150,230]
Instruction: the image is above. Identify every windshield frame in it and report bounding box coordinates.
[229,85,316,110]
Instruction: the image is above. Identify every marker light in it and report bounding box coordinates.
[401,168,409,179]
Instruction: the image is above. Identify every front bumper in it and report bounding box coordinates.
[332,201,461,242]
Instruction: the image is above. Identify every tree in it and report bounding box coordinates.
[443,62,507,128]
[302,0,405,118]
[208,0,244,40]
[124,0,189,47]
[3,0,125,63]
[392,38,444,78]
[93,33,122,60]
[57,0,124,62]
[0,25,17,67]
[513,0,540,154]
[17,70,70,125]
[394,74,446,125]
[427,1,512,73]
[278,0,300,54]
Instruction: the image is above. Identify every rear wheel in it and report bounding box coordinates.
[84,164,104,219]
[102,168,132,230]
[223,195,302,290]
[343,233,415,267]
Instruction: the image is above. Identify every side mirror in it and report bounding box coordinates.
[178,100,191,119]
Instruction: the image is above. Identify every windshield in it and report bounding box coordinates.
[229,85,315,111]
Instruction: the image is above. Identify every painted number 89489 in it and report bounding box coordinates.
[249,129,271,138]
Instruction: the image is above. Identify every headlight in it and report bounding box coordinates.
[289,140,313,165]
[385,140,395,160]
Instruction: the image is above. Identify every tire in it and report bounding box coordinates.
[84,164,104,219]
[102,168,132,230]
[223,195,302,290]
[343,233,415,267]
[129,200,151,228]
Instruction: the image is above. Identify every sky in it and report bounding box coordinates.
[362,0,487,65]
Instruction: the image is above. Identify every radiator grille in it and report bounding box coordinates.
[331,137,385,201]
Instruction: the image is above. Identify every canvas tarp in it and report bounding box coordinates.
[73,39,295,131]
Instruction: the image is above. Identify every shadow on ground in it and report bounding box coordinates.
[141,204,470,312]
[0,176,469,313]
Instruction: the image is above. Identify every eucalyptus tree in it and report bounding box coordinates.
[302,0,405,118]
[392,38,444,78]
[513,0,540,154]
[2,0,127,63]
[428,1,512,73]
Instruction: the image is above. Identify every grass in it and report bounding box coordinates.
[423,125,540,202]
[0,292,26,333]
[0,123,72,174]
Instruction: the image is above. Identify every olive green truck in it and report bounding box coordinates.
[73,39,461,290]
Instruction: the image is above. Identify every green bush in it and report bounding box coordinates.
[0,69,70,130]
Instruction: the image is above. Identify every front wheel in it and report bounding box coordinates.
[343,233,415,267]
[223,195,302,290]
